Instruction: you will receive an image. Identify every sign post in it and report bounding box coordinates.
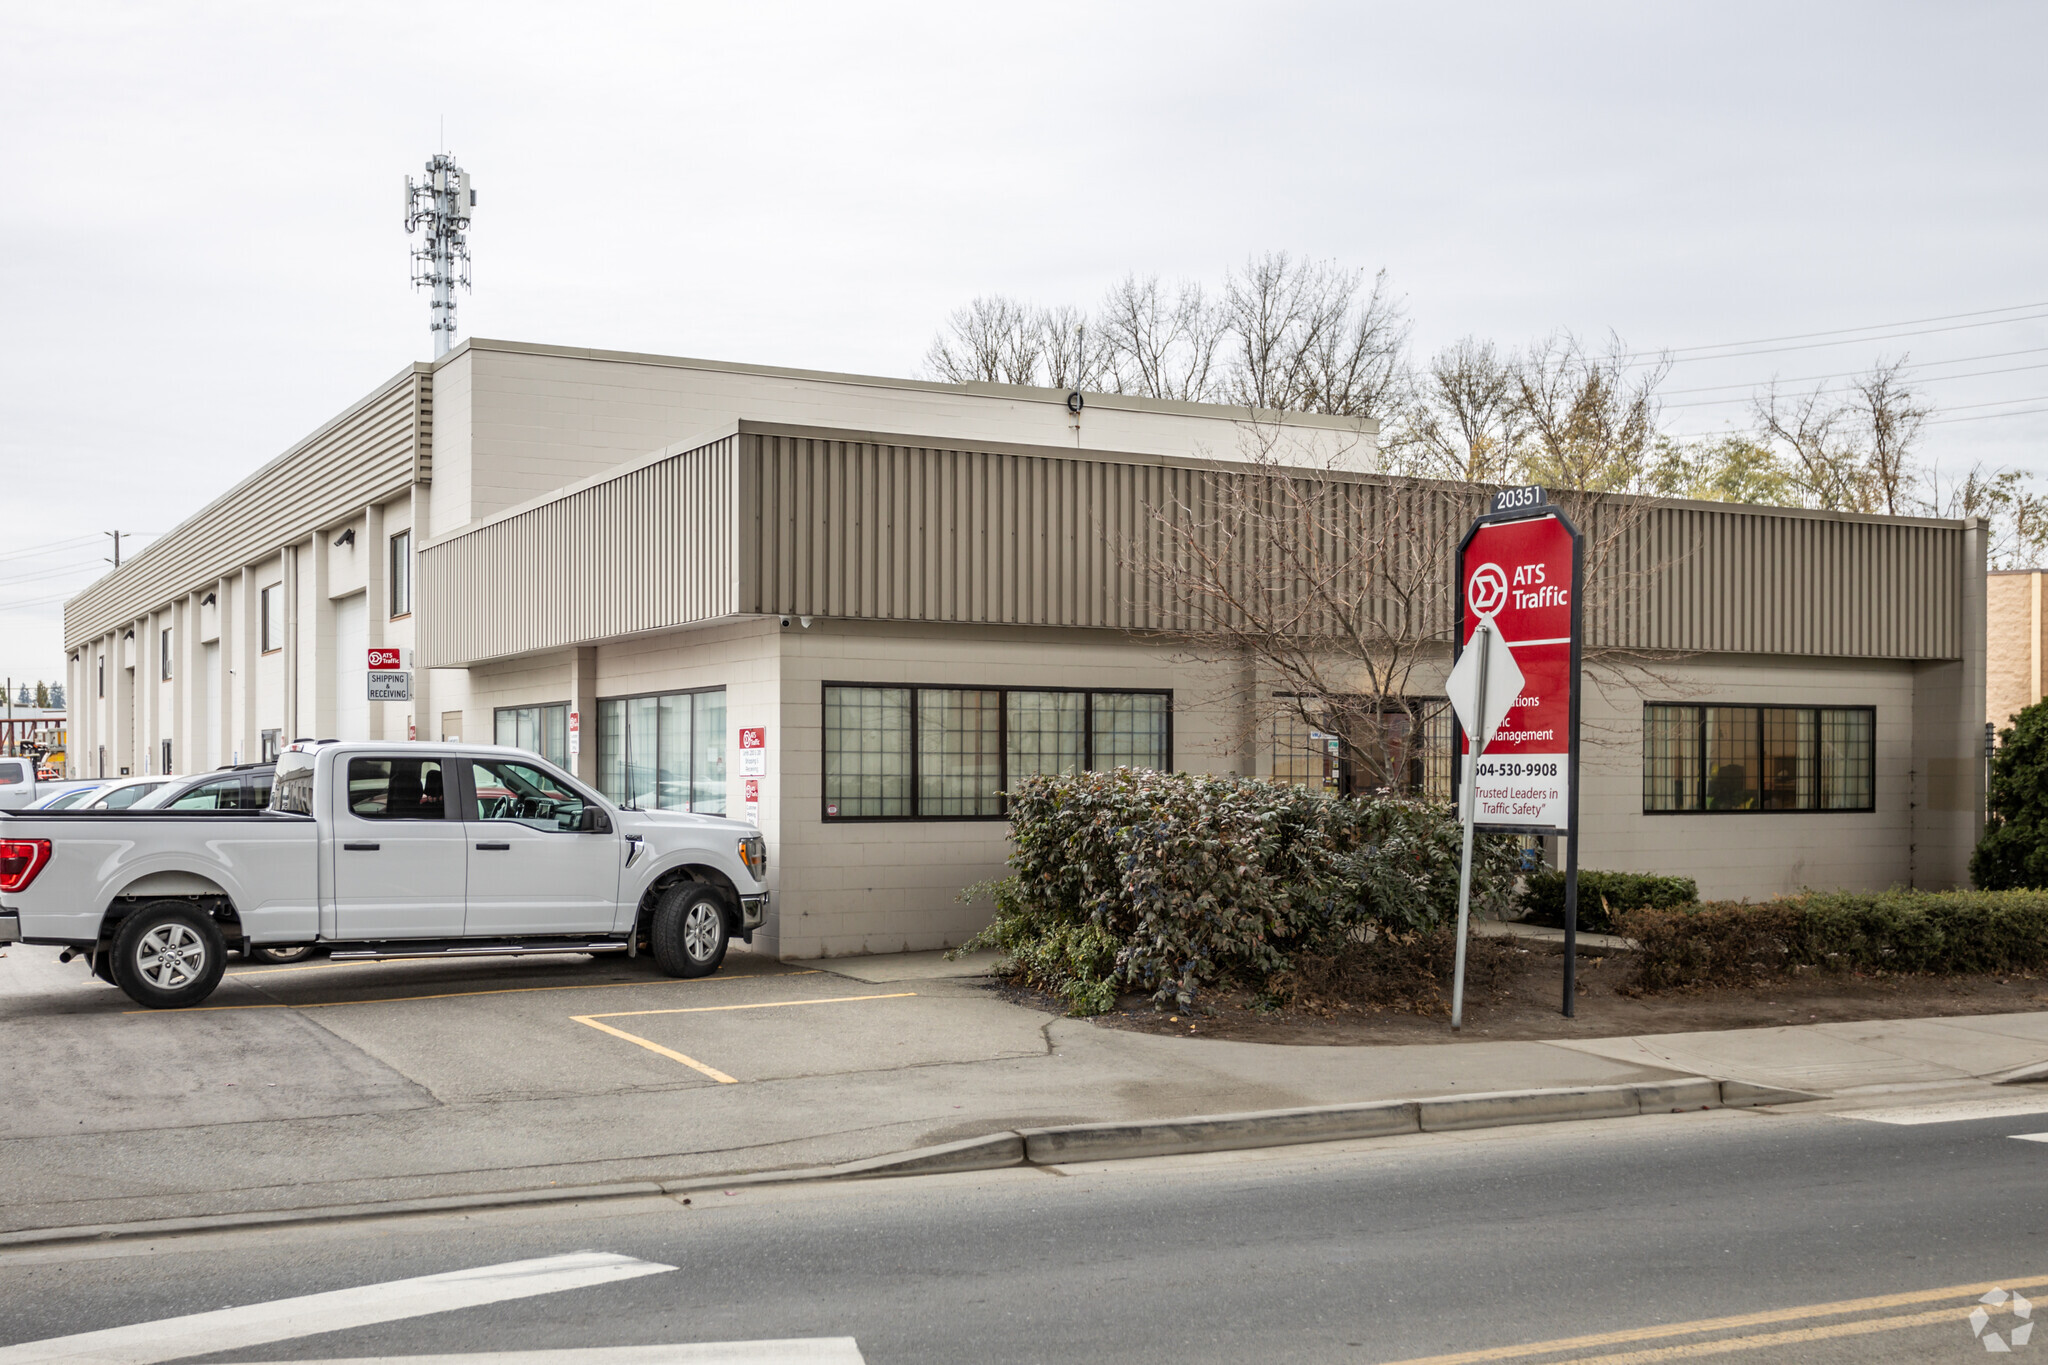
[1450,487,1585,1018]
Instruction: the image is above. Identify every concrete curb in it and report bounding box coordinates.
[0,1077,1818,1251]
[1993,1060,2048,1085]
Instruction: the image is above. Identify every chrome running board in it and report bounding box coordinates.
[327,940,631,962]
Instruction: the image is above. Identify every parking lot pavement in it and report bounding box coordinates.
[0,940,1689,1236]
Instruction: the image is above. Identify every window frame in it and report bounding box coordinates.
[594,684,728,815]
[821,681,1174,824]
[160,628,173,681]
[1641,701,1876,815]
[260,584,283,654]
[493,701,570,768]
[389,530,412,619]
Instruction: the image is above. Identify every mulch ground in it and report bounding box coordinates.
[993,949,2048,1046]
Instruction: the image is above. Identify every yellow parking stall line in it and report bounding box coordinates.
[583,992,918,1021]
[572,1015,739,1083]
[123,970,823,1014]
[1373,1273,2048,1365]
[570,992,920,1082]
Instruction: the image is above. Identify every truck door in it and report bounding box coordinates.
[330,753,468,939]
[459,756,621,937]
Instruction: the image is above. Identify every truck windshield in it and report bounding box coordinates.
[272,751,317,814]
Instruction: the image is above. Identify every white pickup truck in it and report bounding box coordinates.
[0,740,768,1008]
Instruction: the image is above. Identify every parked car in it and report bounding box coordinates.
[132,763,276,811]
[25,783,109,811]
[0,740,770,1008]
[74,776,177,810]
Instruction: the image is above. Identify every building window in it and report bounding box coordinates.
[260,584,282,653]
[595,687,726,814]
[1270,700,1451,801]
[495,703,569,768]
[1642,704,1875,813]
[161,739,172,774]
[261,728,283,763]
[389,530,412,618]
[822,684,1173,821]
[97,655,104,698]
[160,629,173,681]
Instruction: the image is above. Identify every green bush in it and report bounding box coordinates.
[1519,869,1698,933]
[1619,888,2048,991]
[960,768,1520,1014]
[1974,701,2048,889]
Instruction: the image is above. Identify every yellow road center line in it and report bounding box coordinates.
[1546,1303,1994,1363]
[1373,1274,2048,1365]
[583,992,918,1021]
[123,970,823,1014]
[571,1016,739,1084]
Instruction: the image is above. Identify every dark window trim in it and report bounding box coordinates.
[1641,701,1876,815]
[389,530,413,620]
[593,684,727,705]
[820,681,1175,824]
[593,684,729,815]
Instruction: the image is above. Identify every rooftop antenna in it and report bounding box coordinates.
[404,152,475,358]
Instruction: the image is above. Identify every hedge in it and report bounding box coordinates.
[960,768,1521,1014]
[1618,888,2048,992]
[1519,870,1698,934]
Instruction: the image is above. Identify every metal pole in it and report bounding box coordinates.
[1450,621,1491,1031]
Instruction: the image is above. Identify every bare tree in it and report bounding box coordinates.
[1218,254,1411,418]
[1515,333,1669,493]
[1096,274,1225,401]
[1037,304,1111,391]
[924,295,1041,385]
[1924,462,2048,570]
[1388,337,1522,484]
[1853,358,1929,516]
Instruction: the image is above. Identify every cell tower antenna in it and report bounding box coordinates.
[403,153,475,358]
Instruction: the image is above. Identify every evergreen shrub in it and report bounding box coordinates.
[1973,701,2048,890]
[961,768,1519,1014]
[1519,869,1698,933]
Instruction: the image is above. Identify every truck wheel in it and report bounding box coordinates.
[111,902,226,1009]
[248,944,316,964]
[650,884,729,979]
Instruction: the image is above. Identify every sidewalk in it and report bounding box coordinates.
[3,945,2045,1238]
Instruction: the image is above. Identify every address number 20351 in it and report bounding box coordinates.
[1490,485,1548,513]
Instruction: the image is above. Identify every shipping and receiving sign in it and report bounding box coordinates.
[1457,511,1580,833]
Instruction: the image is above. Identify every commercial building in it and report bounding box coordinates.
[65,338,1988,958]
[1986,568,2048,738]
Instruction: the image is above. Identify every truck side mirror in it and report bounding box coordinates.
[577,806,611,834]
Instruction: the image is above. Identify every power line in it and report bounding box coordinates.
[1640,310,2048,369]
[1664,361,2048,411]
[0,534,103,566]
[1617,300,2048,362]
[1660,344,2048,396]
[1925,405,2048,427]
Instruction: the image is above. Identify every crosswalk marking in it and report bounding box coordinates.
[233,1346,866,1364]
[0,1252,675,1365]
[1836,1096,2048,1126]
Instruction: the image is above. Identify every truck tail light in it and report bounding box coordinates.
[0,839,52,894]
[738,834,767,880]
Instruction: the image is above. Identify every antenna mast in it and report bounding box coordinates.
[404,153,475,358]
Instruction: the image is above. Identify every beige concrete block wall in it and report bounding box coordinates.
[1987,570,2041,733]
[771,620,1249,960]
[1574,654,1919,898]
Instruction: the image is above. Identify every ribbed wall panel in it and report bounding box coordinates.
[66,368,430,645]
[419,427,1966,667]
[418,436,738,667]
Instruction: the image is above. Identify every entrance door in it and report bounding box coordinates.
[330,752,468,939]
[460,756,621,937]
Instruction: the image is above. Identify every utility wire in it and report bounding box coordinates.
[1664,361,2048,411]
[1925,405,2048,427]
[1660,344,2048,396]
[1616,300,2048,363]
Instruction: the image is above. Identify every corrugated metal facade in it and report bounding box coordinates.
[419,435,739,666]
[64,365,432,646]
[416,422,1969,667]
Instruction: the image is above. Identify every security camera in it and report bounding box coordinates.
[780,617,791,627]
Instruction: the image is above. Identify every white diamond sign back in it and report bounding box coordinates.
[1444,620,1523,754]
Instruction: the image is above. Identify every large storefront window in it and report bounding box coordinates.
[1270,700,1451,801]
[1643,703,1874,813]
[596,687,726,814]
[823,684,1170,821]
[494,703,569,768]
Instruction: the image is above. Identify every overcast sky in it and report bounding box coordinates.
[3,1,2044,689]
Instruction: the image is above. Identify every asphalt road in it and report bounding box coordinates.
[4,1099,2046,1364]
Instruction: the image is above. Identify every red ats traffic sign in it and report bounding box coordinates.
[1456,509,1581,834]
